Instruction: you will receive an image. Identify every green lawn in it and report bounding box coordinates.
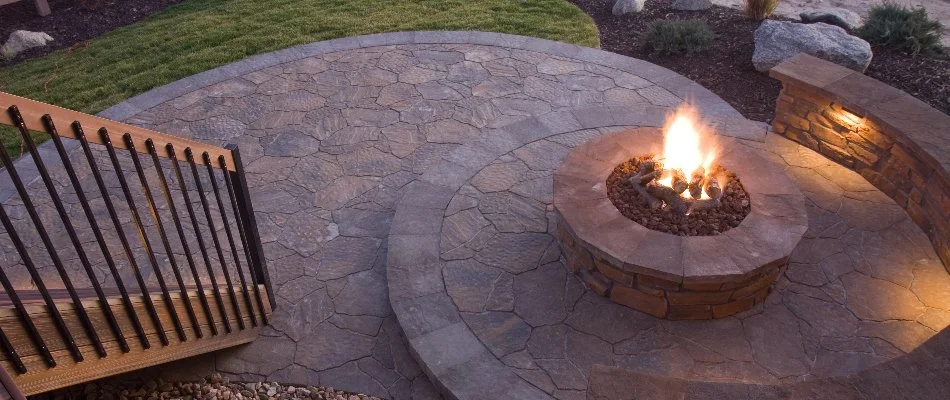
[0,0,599,158]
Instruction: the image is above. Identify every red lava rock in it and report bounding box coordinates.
[606,155,751,236]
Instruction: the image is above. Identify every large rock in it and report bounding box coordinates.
[752,20,872,72]
[1,30,53,59]
[612,0,645,15]
[671,0,713,11]
[800,7,863,30]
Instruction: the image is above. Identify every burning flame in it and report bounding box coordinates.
[658,104,719,199]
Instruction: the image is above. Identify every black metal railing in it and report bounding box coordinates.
[0,92,274,391]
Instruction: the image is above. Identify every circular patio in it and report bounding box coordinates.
[86,32,950,399]
[389,102,949,398]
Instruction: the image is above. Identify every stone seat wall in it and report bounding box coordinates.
[770,54,950,270]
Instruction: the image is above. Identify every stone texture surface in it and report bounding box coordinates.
[770,54,950,270]
[752,21,872,72]
[612,0,645,16]
[388,100,948,399]
[553,128,806,319]
[0,31,739,400]
[1,30,54,59]
[587,325,950,400]
[800,7,864,30]
[2,31,945,400]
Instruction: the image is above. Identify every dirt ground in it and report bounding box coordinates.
[571,0,949,120]
[0,0,183,66]
[712,0,950,45]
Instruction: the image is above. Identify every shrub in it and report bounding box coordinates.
[643,19,716,55]
[744,0,778,20]
[858,2,945,56]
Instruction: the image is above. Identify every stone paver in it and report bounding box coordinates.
[2,31,945,400]
[0,32,737,399]
[587,321,950,399]
[387,100,949,397]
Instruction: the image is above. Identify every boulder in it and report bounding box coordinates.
[671,0,712,11]
[1,30,54,59]
[752,20,872,72]
[612,0,645,16]
[800,7,863,30]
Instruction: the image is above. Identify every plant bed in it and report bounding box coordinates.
[0,0,185,66]
[569,0,949,120]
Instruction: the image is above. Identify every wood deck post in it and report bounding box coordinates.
[33,0,50,16]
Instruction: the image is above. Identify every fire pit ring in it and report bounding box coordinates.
[554,127,807,320]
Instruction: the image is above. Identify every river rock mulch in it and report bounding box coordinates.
[32,374,382,400]
[569,0,950,120]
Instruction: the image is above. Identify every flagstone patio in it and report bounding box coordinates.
[50,31,950,399]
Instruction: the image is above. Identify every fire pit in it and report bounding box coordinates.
[606,105,751,236]
[554,106,807,320]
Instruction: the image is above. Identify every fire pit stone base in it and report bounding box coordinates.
[553,128,807,320]
[557,221,785,319]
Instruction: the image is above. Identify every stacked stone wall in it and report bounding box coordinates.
[556,217,781,320]
[770,54,950,269]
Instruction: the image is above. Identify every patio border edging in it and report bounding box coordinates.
[98,31,739,121]
[3,31,739,205]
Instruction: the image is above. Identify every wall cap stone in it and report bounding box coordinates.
[769,53,950,178]
[771,53,950,269]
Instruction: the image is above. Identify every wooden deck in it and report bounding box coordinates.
[0,91,275,397]
[0,285,270,395]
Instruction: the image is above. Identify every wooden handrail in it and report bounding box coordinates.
[0,91,273,396]
[0,92,236,171]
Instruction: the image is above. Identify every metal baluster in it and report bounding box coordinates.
[100,129,185,343]
[41,116,129,353]
[80,127,167,346]
[0,208,53,368]
[147,140,217,336]
[185,148,245,330]
[216,153,268,324]
[203,153,257,327]
[0,115,83,362]
[123,134,200,340]
[167,144,230,333]
[8,108,113,358]
[69,122,150,349]
[0,325,25,373]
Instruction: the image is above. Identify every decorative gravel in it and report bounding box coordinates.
[34,374,382,400]
[606,155,751,235]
